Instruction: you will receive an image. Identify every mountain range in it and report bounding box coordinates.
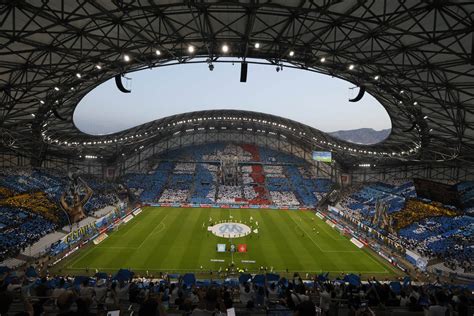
[329,128,391,145]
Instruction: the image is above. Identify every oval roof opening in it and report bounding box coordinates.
[74,63,391,144]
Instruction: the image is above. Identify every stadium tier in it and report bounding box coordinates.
[1,267,471,316]
[122,143,332,208]
[0,169,121,262]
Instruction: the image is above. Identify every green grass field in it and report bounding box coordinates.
[53,207,400,278]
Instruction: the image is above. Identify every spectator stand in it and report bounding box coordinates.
[0,269,472,316]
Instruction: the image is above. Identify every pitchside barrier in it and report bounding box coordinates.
[322,211,407,272]
[319,209,408,273]
[147,202,311,211]
[50,206,143,260]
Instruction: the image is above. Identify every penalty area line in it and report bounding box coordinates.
[138,214,169,249]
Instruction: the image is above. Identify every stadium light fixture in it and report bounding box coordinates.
[289,50,295,57]
[254,42,260,49]
[348,64,355,70]
[76,73,81,78]
[320,57,326,62]
[54,87,59,91]
[222,44,229,53]
[188,45,195,53]
[123,54,131,62]
[155,49,161,56]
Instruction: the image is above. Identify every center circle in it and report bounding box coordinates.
[210,222,251,238]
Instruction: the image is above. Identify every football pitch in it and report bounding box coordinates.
[53,207,400,278]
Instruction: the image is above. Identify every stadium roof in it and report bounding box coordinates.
[0,1,473,165]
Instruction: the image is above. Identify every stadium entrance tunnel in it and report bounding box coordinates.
[74,62,391,145]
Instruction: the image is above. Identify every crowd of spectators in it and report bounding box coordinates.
[398,215,473,272]
[0,169,65,263]
[203,144,252,163]
[238,145,270,205]
[456,181,474,209]
[0,207,56,262]
[336,180,473,274]
[123,144,333,208]
[269,191,300,207]
[173,163,196,174]
[190,164,216,204]
[216,185,242,204]
[0,168,122,263]
[337,181,416,227]
[84,193,119,215]
[122,162,174,202]
[0,271,472,316]
[391,200,458,230]
[0,168,66,203]
[159,190,189,203]
[242,185,258,200]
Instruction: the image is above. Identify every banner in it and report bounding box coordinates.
[325,219,336,228]
[378,251,393,263]
[122,214,134,223]
[350,237,364,248]
[65,223,96,244]
[328,205,342,215]
[51,246,79,265]
[93,233,108,245]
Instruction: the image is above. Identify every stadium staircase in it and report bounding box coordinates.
[316,183,339,209]
[15,253,33,261]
